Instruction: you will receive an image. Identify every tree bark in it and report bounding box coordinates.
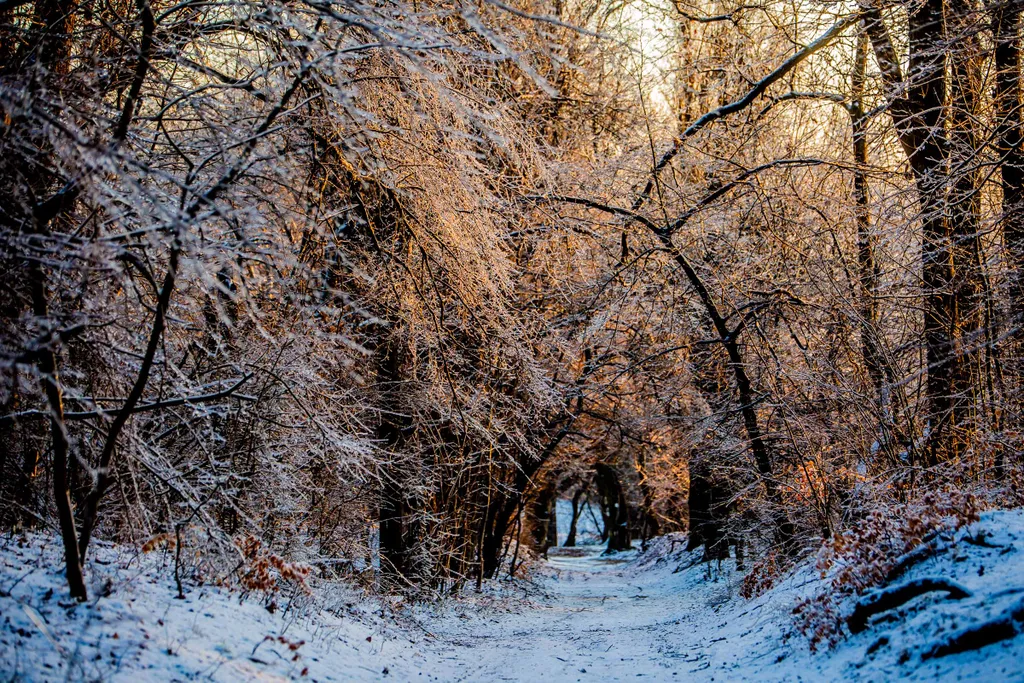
[852,29,887,428]
[594,463,631,553]
[376,334,420,582]
[656,233,795,550]
[863,0,981,463]
[849,26,915,463]
[994,0,1024,306]
[564,486,585,547]
[29,261,86,600]
[16,0,85,599]
[993,0,1024,446]
[528,483,557,555]
[686,461,732,560]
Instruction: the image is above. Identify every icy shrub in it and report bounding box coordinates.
[739,549,784,599]
[235,535,313,598]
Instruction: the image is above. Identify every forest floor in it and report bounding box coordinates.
[3,510,1024,681]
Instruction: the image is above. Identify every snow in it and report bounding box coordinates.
[554,498,603,547]
[3,509,1024,681]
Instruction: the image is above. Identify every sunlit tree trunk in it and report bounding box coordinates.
[851,29,888,436]
[947,0,986,446]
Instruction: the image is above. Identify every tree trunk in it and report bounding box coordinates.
[17,0,85,599]
[478,350,592,578]
[993,0,1024,447]
[852,28,889,439]
[994,0,1024,304]
[594,463,631,553]
[564,487,585,547]
[528,483,557,556]
[946,0,986,452]
[686,461,730,560]
[376,335,420,581]
[656,235,795,550]
[863,0,981,463]
[635,450,660,550]
[29,262,86,600]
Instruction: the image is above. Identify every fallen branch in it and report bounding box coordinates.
[847,577,972,634]
[922,597,1024,659]
[963,532,1008,549]
[885,533,948,583]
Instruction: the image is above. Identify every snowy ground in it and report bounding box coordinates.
[3,509,1024,681]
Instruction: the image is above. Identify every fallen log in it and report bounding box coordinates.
[922,596,1024,659]
[885,534,948,584]
[847,577,972,635]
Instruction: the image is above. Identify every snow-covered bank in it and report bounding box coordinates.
[0,535,448,682]
[3,510,1024,681]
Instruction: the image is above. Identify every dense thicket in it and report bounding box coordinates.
[2,0,1023,601]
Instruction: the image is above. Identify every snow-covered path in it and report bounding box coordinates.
[416,512,1024,682]
[5,511,1024,681]
[423,545,752,681]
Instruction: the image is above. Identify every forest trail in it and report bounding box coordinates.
[423,543,760,682]
[419,511,1024,682]
[5,512,1024,681]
